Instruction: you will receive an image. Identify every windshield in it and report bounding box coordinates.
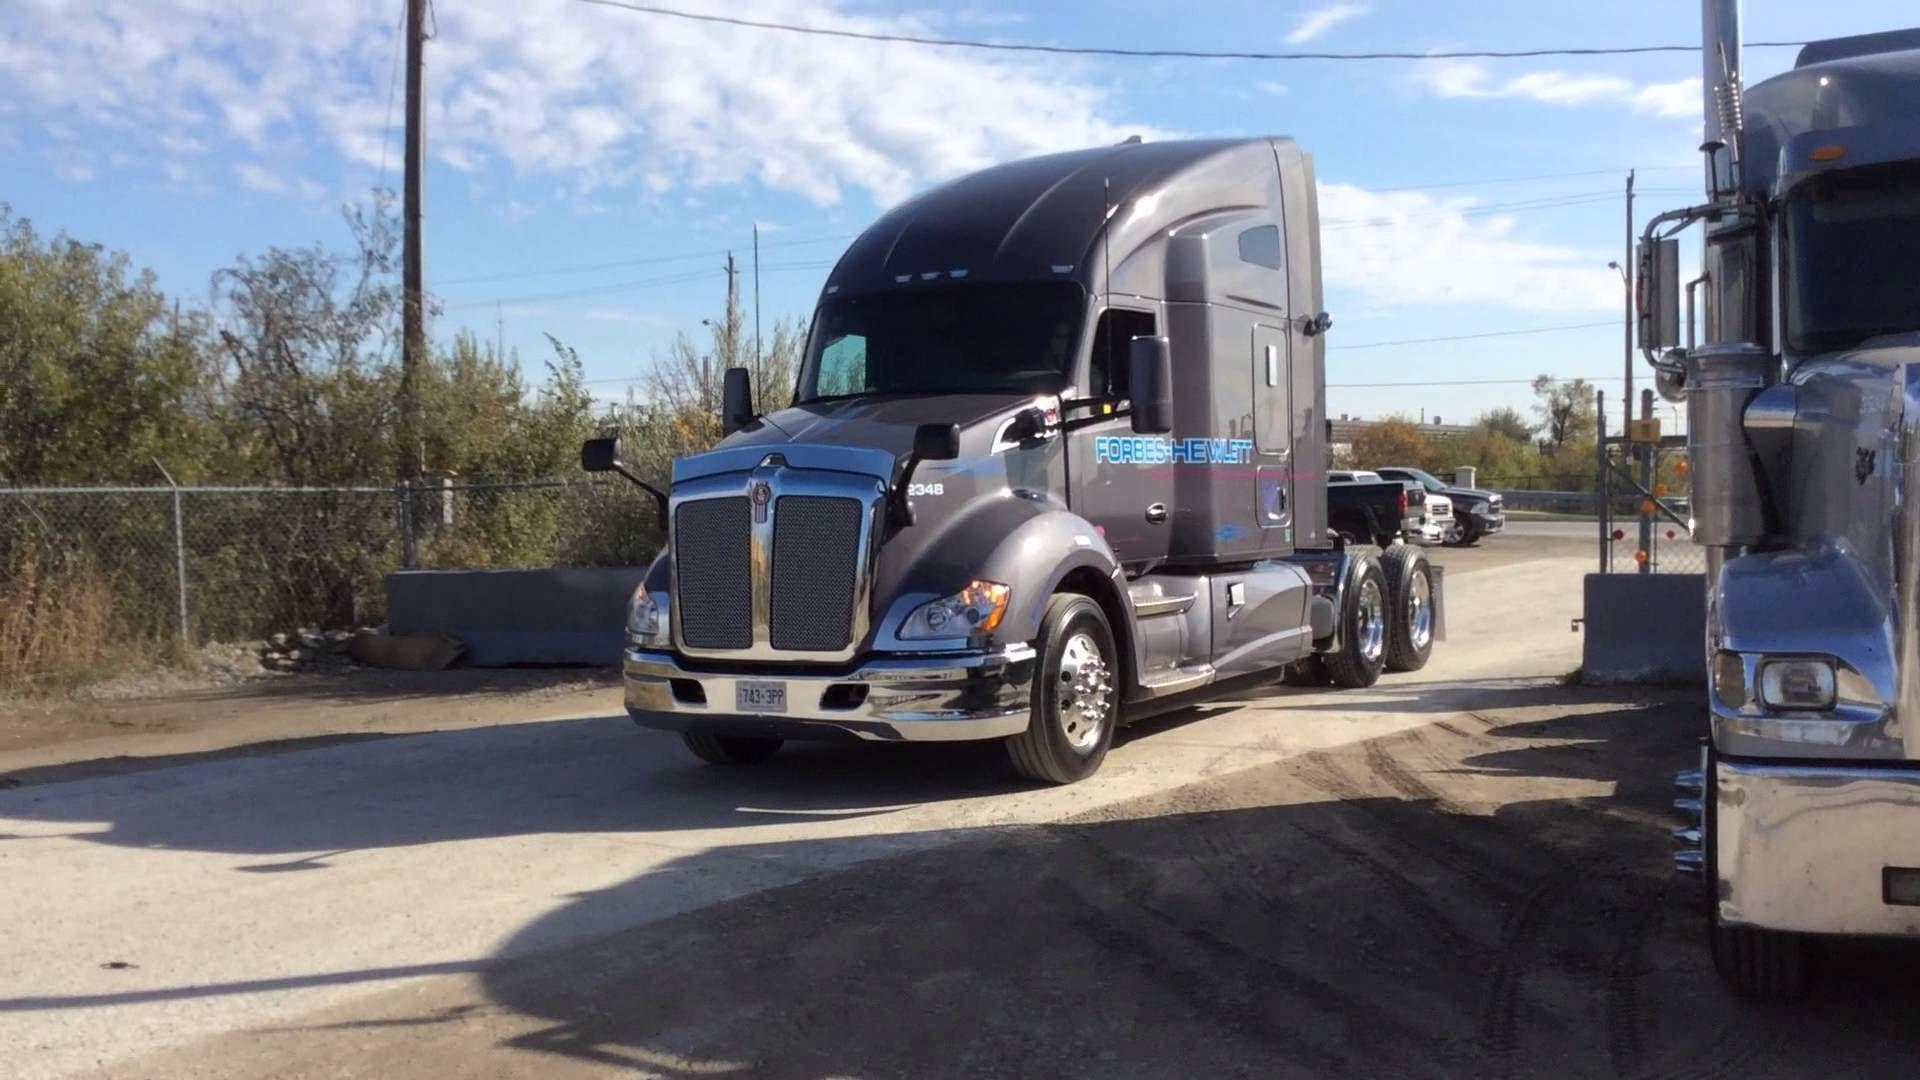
[1786,161,1920,354]
[797,283,1084,402]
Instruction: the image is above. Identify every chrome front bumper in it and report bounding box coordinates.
[622,644,1037,742]
[1714,756,1920,937]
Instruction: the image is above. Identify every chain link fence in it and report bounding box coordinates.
[0,480,662,688]
[1596,417,1702,575]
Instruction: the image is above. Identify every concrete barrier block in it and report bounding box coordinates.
[1580,572,1707,685]
[386,567,644,667]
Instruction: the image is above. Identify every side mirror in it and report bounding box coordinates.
[913,422,961,461]
[580,436,620,472]
[1128,335,1174,435]
[1637,237,1680,351]
[721,367,754,435]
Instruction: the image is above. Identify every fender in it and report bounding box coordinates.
[870,502,1119,653]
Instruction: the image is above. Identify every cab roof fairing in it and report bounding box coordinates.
[814,137,1294,305]
[1741,40,1920,198]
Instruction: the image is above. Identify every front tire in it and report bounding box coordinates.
[682,732,784,765]
[1323,552,1388,689]
[1443,520,1476,547]
[1381,544,1435,672]
[1006,594,1118,785]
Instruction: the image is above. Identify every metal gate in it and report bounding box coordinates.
[1596,389,1702,575]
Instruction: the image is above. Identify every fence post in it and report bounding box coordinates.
[398,482,418,569]
[1638,388,1655,574]
[1596,391,1608,572]
[171,486,190,649]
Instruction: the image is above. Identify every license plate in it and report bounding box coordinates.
[735,681,787,714]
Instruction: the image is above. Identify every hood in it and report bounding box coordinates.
[717,393,1042,460]
[1446,487,1501,503]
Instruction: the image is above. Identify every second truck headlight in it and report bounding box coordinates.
[899,580,1010,640]
[626,582,669,644]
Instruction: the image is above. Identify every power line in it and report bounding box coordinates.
[439,234,849,286]
[1329,321,1616,350]
[572,0,1805,62]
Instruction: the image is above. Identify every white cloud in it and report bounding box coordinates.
[1287,2,1368,45]
[0,0,1159,209]
[56,162,95,183]
[1319,183,1617,313]
[163,161,189,183]
[235,163,284,192]
[1256,80,1289,97]
[1417,60,1702,121]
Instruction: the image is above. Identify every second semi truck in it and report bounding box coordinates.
[586,136,1442,784]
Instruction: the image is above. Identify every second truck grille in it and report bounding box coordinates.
[769,495,863,651]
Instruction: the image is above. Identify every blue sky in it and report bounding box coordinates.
[3,0,1912,427]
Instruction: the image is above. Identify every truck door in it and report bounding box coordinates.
[1070,305,1172,572]
[1252,321,1294,545]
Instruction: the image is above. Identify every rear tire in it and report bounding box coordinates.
[682,732,784,765]
[1006,594,1118,785]
[1381,543,1435,673]
[1323,552,1388,689]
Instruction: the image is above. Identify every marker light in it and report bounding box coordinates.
[1712,651,1748,709]
[1758,659,1837,711]
[899,581,1011,640]
[1810,144,1847,162]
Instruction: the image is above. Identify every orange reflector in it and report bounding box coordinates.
[1810,144,1846,162]
[1640,499,1656,514]
[1676,459,1689,476]
[1634,549,1649,565]
[1653,483,1668,497]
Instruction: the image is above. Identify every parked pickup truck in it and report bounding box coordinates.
[1327,470,1426,545]
[1374,466,1503,546]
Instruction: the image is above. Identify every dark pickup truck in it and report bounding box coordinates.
[1373,466,1503,546]
[1326,471,1423,546]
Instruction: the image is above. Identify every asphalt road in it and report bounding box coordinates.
[0,535,1754,1078]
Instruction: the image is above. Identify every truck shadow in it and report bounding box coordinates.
[157,694,1916,1078]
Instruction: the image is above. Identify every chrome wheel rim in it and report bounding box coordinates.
[1057,632,1113,753]
[1407,571,1432,650]
[1444,522,1465,544]
[1357,580,1386,664]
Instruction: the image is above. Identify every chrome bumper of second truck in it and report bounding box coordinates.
[1703,753,1920,938]
[623,644,1037,742]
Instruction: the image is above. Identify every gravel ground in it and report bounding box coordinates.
[99,684,1920,1079]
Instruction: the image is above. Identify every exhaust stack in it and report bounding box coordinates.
[1702,0,1744,198]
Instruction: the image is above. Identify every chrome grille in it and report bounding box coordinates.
[674,497,752,650]
[770,495,863,651]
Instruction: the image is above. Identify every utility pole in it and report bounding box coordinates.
[399,0,428,481]
[1622,169,1634,441]
[752,224,762,368]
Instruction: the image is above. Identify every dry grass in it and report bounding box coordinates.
[0,549,172,693]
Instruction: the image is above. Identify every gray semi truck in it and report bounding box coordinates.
[584,137,1442,784]
[1646,3,1920,998]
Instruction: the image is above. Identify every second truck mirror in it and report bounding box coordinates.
[580,436,620,472]
[1128,335,1174,434]
[721,367,754,435]
[1637,237,1681,351]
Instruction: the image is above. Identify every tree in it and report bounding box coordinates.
[1348,417,1432,471]
[1530,375,1596,453]
[1477,406,1534,444]
[0,206,214,483]
[641,264,805,455]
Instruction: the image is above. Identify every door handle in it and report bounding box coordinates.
[1145,502,1168,523]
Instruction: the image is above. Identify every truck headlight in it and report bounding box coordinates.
[626,582,669,644]
[1471,500,1490,516]
[899,580,1010,640]
[1758,659,1836,711]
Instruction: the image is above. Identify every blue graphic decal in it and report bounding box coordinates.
[1094,436,1254,466]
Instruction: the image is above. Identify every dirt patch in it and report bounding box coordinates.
[0,665,621,784]
[111,690,1920,1078]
